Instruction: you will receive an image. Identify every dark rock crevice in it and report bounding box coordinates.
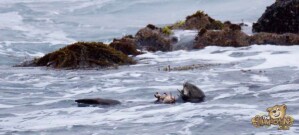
[253,0,299,34]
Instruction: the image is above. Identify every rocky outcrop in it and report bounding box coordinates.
[178,82,205,103]
[253,0,299,34]
[169,10,224,30]
[110,35,142,55]
[194,24,299,48]
[135,24,177,52]
[194,24,251,48]
[250,32,299,45]
[75,98,121,106]
[17,42,135,69]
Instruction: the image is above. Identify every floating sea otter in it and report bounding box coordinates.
[154,82,205,104]
[75,82,205,106]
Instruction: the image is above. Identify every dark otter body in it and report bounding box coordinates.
[75,98,121,106]
[178,82,205,103]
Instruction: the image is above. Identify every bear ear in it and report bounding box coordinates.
[267,107,272,112]
[282,104,287,110]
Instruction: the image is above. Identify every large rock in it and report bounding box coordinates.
[194,24,251,48]
[135,24,177,52]
[17,42,135,69]
[109,35,142,56]
[253,0,299,34]
[178,82,205,103]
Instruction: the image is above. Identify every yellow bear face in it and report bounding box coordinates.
[267,104,287,119]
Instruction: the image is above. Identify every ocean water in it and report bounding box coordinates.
[1,0,299,135]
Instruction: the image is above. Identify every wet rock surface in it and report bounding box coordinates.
[250,32,299,45]
[194,26,250,48]
[109,35,142,56]
[195,24,299,48]
[253,0,299,34]
[135,24,177,52]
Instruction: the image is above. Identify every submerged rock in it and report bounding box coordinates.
[135,24,177,52]
[110,35,142,56]
[253,0,299,34]
[178,82,205,103]
[17,42,135,69]
[75,98,121,106]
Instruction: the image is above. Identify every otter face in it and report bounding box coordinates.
[267,104,287,119]
[154,92,161,100]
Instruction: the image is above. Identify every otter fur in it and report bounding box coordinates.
[154,92,176,104]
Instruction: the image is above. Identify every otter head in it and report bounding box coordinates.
[154,92,161,100]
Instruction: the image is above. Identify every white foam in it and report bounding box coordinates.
[251,75,270,82]
[260,84,299,93]
[0,104,14,109]
[213,93,235,100]
[32,99,64,106]
[137,45,299,69]
[0,12,23,29]
[64,86,98,98]
[233,87,255,95]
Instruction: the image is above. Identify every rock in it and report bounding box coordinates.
[194,26,299,48]
[250,32,299,45]
[109,35,142,56]
[135,24,176,52]
[253,0,299,34]
[178,82,205,103]
[75,98,121,106]
[17,42,135,69]
[169,10,224,30]
[194,26,251,49]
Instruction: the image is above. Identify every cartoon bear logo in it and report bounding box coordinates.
[267,104,287,120]
[251,104,294,130]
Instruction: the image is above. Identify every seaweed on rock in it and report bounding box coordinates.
[19,42,135,69]
[169,10,224,30]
